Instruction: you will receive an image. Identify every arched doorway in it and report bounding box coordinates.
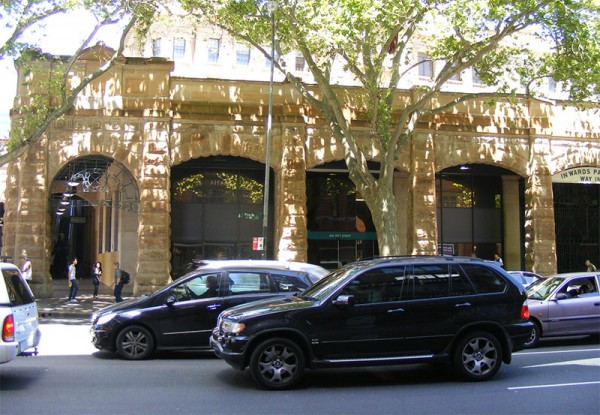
[436,164,524,268]
[49,156,139,281]
[170,156,274,272]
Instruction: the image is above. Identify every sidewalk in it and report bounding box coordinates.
[37,278,134,322]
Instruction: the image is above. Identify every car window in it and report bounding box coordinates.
[461,264,507,294]
[403,264,475,300]
[0,268,35,305]
[227,272,271,295]
[170,273,221,301]
[272,273,309,292]
[559,276,599,298]
[341,266,406,304]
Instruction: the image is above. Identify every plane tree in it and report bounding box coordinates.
[178,0,600,255]
[0,0,159,165]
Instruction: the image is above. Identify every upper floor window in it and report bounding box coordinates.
[152,38,161,57]
[295,53,306,72]
[173,38,186,60]
[208,38,220,63]
[548,77,557,93]
[472,68,484,86]
[418,53,433,79]
[236,43,251,65]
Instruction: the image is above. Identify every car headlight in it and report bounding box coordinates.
[95,312,117,326]
[221,319,245,335]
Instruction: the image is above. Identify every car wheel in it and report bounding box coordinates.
[116,325,154,360]
[524,323,540,348]
[453,331,502,381]
[249,338,305,390]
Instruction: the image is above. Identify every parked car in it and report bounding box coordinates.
[524,272,600,348]
[210,256,533,389]
[173,259,329,283]
[508,271,544,287]
[0,262,41,364]
[91,261,327,360]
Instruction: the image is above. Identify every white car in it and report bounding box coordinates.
[0,262,41,364]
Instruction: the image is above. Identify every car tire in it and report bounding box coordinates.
[116,325,155,360]
[249,337,305,390]
[524,322,541,348]
[453,331,502,381]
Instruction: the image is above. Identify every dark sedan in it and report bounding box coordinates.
[91,261,326,359]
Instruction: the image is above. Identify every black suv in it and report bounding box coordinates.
[210,256,533,389]
[91,261,325,360]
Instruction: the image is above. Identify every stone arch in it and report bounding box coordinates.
[48,155,139,288]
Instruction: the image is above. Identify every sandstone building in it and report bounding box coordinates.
[5,43,600,297]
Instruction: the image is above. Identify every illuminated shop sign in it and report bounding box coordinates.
[552,167,600,184]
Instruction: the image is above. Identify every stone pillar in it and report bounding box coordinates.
[408,132,437,254]
[134,122,172,294]
[276,124,308,262]
[524,165,557,275]
[3,141,53,297]
[394,171,409,255]
[502,175,522,270]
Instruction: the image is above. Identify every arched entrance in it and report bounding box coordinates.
[49,156,139,282]
[436,164,524,268]
[170,156,274,272]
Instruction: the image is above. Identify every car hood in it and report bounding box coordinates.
[221,295,316,321]
[95,295,150,316]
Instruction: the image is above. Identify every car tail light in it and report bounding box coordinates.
[520,304,530,320]
[2,314,15,342]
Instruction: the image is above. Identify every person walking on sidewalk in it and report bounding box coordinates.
[113,262,124,303]
[92,262,102,298]
[67,257,78,302]
[20,253,32,282]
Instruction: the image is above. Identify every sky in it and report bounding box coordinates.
[0,11,122,138]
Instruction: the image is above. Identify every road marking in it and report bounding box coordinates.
[522,357,600,368]
[508,381,600,391]
[516,347,600,356]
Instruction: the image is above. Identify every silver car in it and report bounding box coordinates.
[525,272,600,347]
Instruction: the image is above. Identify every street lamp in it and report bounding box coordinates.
[261,1,277,259]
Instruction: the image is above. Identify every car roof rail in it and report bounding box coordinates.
[355,255,486,264]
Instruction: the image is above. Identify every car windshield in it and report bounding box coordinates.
[298,262,370,301]
[526,276,565,300]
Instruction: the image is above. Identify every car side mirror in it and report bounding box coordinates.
[555,293,568,301]
[333,294,355,306]
[166,295,177,307]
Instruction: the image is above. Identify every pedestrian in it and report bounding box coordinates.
[92,262,102,298]
[67,257,78,302]
[584,259,597,272]
[20,253,32,282]
[113,261,124,303]
[493,253,504,268]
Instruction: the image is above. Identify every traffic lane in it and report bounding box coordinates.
[1,350,599,415]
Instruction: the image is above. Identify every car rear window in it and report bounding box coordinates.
[461,264,507,293]
[0,268,35,305]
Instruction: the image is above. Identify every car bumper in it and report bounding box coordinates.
[506,321,534,352]
[210,329,246,370]
[91,326,114,351]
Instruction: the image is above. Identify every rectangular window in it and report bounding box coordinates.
[295,54,306,72]
[152,39,161,57]
[236,43,251,65]
[472,68,484,86]
[208,38,220,63]
[173,38,186,60]
[228,272,270,295]
[548,78,557,93]
[418,53,433,79]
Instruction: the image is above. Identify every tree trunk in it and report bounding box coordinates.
[361,180,402,257]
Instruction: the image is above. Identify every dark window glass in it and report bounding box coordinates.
[170,273,221,302]
[2,269,35,305]
[449,264,476,296]
[272,273,309,292]
[208,38,220,63]
[461,264,506,293]
[409,264,451,299]
[341,266,406,304]
[173,38,186,60]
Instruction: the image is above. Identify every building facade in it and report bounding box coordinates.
[5,44,600,297]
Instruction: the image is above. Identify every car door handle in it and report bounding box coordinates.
[207,304,222,311]
[455,302,472,308]
[387,308,405,313]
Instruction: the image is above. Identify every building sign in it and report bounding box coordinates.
[552,167,600,184]
[252,237,264,250]
[307,231,377,241]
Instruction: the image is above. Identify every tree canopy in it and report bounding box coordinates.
[177,0,599,255]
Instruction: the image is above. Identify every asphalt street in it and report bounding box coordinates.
[1,322,599,415]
